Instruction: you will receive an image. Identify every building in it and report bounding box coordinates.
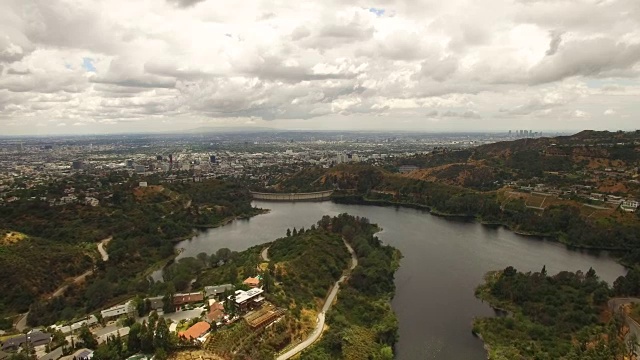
[71,160,84,170]
[399,165,419,174]
[146,296,165,310]
[207,301,225,323]
[243,277,260,288]
[622,199,639,212]
[204,284,234,299]
[231,288,265,311]
[173,292,204,307]
[60,348,93,360]
[100,301,135,319]
[139,181,148,187]
[179,321,210,341]
[1,331,51,351]
[134,165,146,174]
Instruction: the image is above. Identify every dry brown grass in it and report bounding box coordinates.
[0,230,28,245]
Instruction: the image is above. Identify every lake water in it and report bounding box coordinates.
[171,201,627,359]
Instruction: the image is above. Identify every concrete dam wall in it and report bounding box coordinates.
[250,190,334,201]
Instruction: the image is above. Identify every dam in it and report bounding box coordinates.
[250,190,333,201]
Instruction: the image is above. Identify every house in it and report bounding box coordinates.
[100,301,135,320]
[173,292,204,308]
[204,284,234,299]
[179,322,210,341]
[207,301,225,323]
[231,288,265,311]
[146,296,165,310]
[59,348,93,360]
[243,277,260,288]
[398,165,419,174]
[1,331,51,351]
[84,197,99,207]
[622,199,639,212]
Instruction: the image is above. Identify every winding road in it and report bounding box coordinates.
[609,297,640,345]
[97,236,112,262]
[277,239,358,360]
[261,246,270,262]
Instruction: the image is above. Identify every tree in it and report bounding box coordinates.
[162,293,174,314]
[127,322,142,354]
[286,228,291,237]
[197,252,209,267]
[78,324,98,349]
[154,318,172,352]
[292,227,298,236]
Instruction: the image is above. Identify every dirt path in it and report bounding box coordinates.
[49,269,93,299]
[277,238,357,360]
[97,236,112,262]
[261,246,270,262]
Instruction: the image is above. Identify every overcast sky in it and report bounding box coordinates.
[1,0,639,135]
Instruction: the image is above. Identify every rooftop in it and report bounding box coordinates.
[234,288,265,304]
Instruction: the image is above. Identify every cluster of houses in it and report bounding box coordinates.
[514,183,639,212]
[1,276,280,359]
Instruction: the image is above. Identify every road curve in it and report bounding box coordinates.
[261,246,270,262]
[609,297,640,345]
[97,236,112,262]
[277,239,357,360]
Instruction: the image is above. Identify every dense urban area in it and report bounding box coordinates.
[1,129,640,360]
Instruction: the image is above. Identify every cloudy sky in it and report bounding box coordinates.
[1,0,639,135]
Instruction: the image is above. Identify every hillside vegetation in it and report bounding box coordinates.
[0,176,261,324]
[474,267,628,360]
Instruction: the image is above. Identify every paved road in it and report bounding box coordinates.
[261,246,270,262]
[15,312,28,332]
[609,298,640,345]
[97,236,112,262]
[277,239,357,360]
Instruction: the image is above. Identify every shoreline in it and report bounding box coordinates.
[331,194,631,256]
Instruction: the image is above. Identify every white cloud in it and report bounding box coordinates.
[0,0,639,134]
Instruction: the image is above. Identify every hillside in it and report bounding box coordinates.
[474,267,625,359]
[0,177,261,324]
[397,130,640,193]
[273,131,640,266]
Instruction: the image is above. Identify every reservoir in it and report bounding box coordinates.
[173,201,627,359]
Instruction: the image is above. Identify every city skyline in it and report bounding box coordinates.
[1,0,639,135]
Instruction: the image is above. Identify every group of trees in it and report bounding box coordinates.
[474,266,629,359]
[73,311,178,360]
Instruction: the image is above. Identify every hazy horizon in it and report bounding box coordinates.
[1,0,639,135]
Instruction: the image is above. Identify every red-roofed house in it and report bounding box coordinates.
[243,277,260,288]
[207,302,225,323]
[179,321,210,341]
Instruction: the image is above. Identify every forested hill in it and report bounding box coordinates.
[0,176,262,325]
[399,130,640,191]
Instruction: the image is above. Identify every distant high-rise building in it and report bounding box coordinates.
[71,160,84,170]
[169,154,173,164]
[209,155,216,163]
[126,159,134,168]
[156,155,163,161]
